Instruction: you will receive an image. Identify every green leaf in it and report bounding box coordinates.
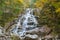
[0,10,3,15]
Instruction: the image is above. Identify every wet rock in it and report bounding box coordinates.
[0,36,6,40]
[57,34,60,39]
[25,34,38,39]
[24,34,38,40]
[0,26,5,35]
[44,34,54,39]
[39,25,52,35]
[26,28,39,34]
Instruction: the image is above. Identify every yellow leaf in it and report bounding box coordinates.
[18,0,24,3]
[5,1,10,5]
[40,0,48,3]
[34,1,44,8]
[56,8,60,12]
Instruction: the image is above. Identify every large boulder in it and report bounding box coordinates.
[24,34,38,40]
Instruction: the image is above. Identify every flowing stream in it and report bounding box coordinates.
[11,8,38,39]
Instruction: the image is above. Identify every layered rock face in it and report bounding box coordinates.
[10,8,55,40]
[0,8,58,40]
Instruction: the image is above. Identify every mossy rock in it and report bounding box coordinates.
[24,37,37,40]
[11,35,21,40]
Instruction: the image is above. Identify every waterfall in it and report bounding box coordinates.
[11,8,38,39]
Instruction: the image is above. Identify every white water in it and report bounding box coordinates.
[11,8,38,38]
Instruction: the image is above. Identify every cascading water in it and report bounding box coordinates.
[11,8,38,39]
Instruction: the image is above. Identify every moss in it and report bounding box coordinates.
[11,35,21,40]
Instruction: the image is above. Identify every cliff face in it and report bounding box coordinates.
[0,25,53,40]
[0,18,58,40]
[0,8,58,40]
